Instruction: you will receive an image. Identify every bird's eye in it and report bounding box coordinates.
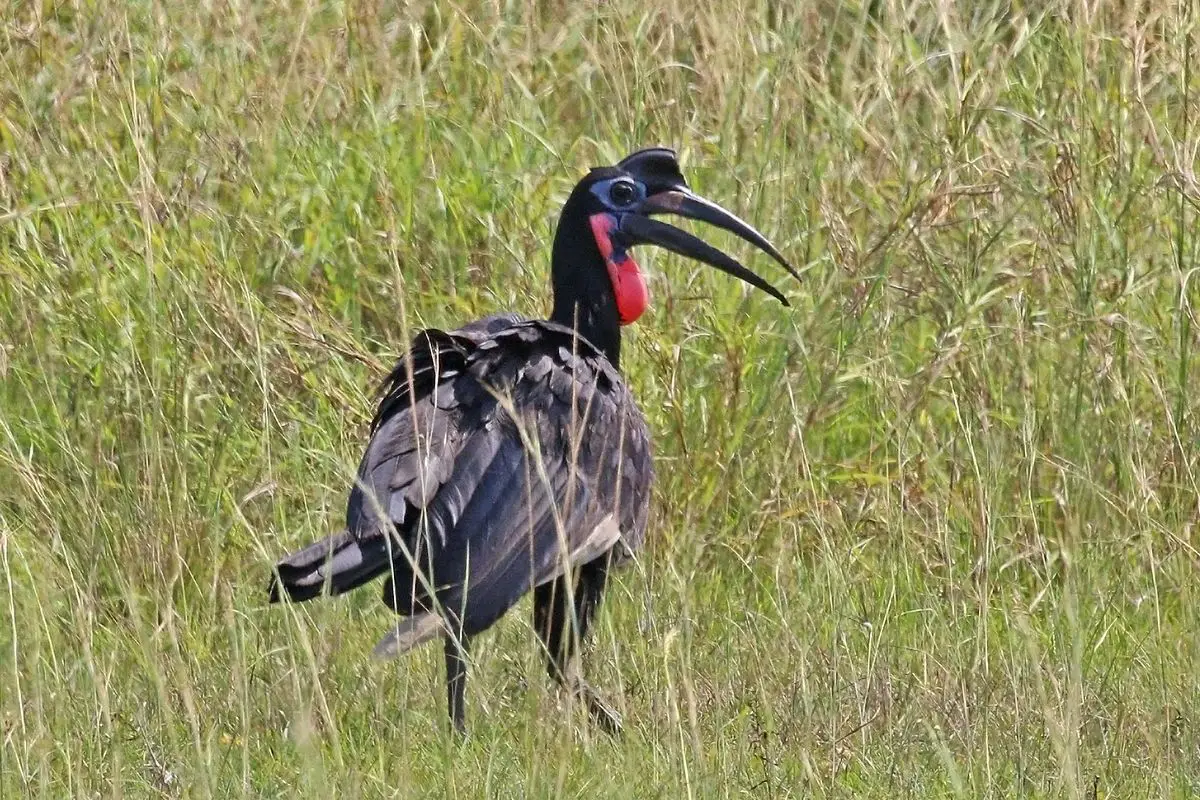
[608,180,637,207]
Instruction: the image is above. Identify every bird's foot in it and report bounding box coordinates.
[571,681,623,737]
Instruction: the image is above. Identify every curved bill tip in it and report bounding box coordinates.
[641,189,800,283]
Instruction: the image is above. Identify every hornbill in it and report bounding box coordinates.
[268,148,795,735]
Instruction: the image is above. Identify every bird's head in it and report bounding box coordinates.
[552,147,797,329]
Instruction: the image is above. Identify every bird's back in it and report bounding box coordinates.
[346,316,653,634]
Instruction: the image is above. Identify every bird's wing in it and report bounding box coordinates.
[352,321,652,630]
[349,314,527,531]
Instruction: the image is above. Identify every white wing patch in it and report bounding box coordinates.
[566,514,622,569]
[373,613,445,660]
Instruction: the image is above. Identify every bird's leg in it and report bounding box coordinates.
[533,558,622,735]
[444,631,471,736]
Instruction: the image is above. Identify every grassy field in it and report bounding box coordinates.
[3,0,1199,796]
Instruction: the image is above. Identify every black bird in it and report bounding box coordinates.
[268,148,795,735]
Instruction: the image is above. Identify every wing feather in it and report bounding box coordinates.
[333,318,652,638]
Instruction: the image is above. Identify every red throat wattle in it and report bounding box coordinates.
[589,214,649,325]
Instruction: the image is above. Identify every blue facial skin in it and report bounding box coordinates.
[588,177,646,214]
[588,177,648,261]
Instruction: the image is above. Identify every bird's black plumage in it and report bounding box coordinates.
[268,148,794,735]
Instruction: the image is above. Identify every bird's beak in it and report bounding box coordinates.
[612,187,796,305]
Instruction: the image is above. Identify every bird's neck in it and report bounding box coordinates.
[549,218,623,369]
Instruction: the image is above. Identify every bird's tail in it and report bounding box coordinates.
[268,529,393,603]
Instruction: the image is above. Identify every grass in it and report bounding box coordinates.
[2,0,1199,796]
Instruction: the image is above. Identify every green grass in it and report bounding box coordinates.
[2,0,1199,796]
